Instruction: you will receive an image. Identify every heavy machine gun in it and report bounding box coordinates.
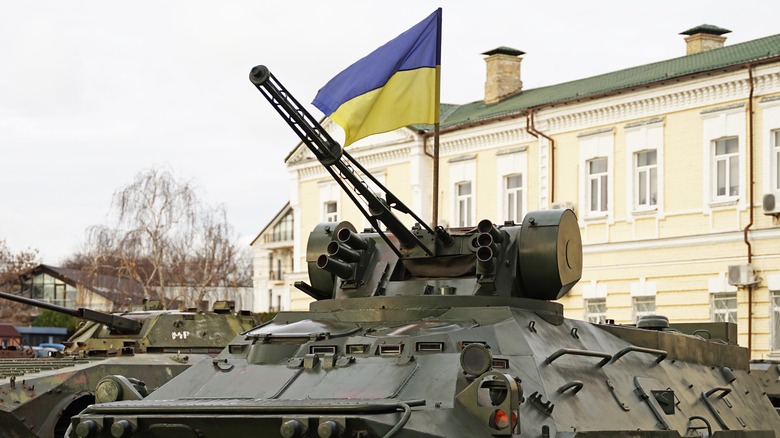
[66,66,780,438]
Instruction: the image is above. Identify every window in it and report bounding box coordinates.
[633,296,656,323]
[587,158,608,213]
[713,137,739,199]
[584,298,607,324]
[773,291,780,351]
[503,174,523,223]
[635,150,657,208]
[773,130,780,192]
[711,293,737,323]
[323,201,338,222]
[271,211,293,243]
[455,181,473,227]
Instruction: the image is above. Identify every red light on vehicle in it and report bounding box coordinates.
[492,409,517,429]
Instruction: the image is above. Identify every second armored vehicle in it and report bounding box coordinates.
[0,292,257,438]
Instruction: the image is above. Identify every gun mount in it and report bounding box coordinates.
[0,291,141,334]
[65,67,780,437]
[249,65,582,303]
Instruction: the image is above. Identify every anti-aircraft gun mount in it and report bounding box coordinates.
[0,292,259,438]
[66,66,780,437]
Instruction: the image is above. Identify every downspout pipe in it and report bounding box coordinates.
[525,109,556,204]
[743,64,755,264]
[744,64,755,354]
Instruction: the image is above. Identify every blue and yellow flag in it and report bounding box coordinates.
[312,8,441,146]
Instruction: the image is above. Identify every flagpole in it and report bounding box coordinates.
[432,122,440,227]
[432,46,441,228]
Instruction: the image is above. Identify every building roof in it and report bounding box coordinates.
[430,32,780,131]
[23,264,147,305]
[0,323,21,338]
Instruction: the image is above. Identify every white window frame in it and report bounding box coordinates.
[632,296,656,323]
[773,129,780,192]
[503,174,523,224]
[625,121,664,216]
[701,107,745,210]
[449,158,476,227]
[710,292,737,323]
[635,150,658,209]
[454,181,473,227]
[323,201,338,222]
[712,136,740,201]
[578,129,614,220]
[760,99,780,196]
[631,278,657,323]
[584,297,607,324]
[587,157,609,214]
[495,149,528,224]
[772,291,780,352]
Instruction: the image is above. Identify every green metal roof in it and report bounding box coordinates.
[424,32,780,132]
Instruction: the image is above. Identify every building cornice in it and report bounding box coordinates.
[542,69,780,134]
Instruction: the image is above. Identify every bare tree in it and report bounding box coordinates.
[0,240,40,325]
[79,168,250,309]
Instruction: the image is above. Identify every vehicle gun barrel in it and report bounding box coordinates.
[0,291,142,334]
[249,65,433,255]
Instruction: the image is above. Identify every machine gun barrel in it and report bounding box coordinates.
[249,65,432,254]
[0,291,141,334]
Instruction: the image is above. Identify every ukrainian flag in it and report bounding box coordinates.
[312,8,441,146]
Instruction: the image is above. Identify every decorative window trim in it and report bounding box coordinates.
[495,150,528,223]
[625,121,663,220]
[630,278,657,297]
[701,109,746,212]
[449,160,476,227]
[760,100,780,196]
[579,130,614,222]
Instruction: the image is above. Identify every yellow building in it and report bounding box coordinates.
[253,25,780,358]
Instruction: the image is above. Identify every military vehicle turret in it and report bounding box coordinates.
[67,66,780,437]
[0,291,258,438]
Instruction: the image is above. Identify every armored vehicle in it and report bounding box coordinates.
[0,292,258,438]
[67,67,780,437]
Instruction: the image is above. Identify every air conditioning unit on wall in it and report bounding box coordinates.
[763,193,780,215]
[727,264,758,286]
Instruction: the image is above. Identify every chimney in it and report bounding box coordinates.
[680,24,731,55]
[483,46,525,104]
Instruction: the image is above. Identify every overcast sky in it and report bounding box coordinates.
[1,0,777,264]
